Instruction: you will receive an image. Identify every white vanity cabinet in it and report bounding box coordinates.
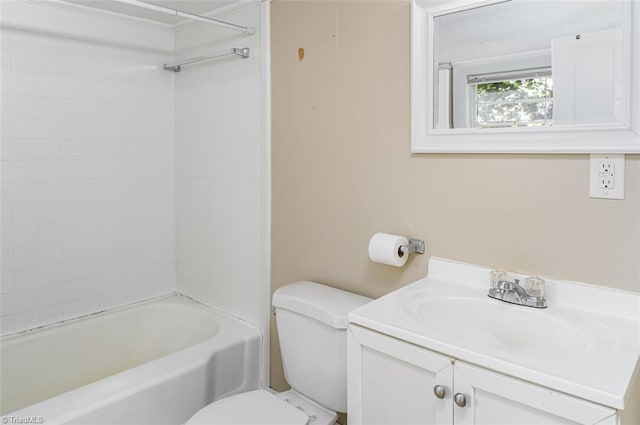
[348,325,617,425]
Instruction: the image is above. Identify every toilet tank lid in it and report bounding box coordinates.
[273,281,372,329]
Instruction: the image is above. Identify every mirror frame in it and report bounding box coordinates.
[411,0,640,153]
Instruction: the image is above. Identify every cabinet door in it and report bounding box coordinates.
[453,362,616,425]
[348,325,453,425]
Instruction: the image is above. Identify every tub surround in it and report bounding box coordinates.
[174,3,270,332]
[1,3,271,423]
[173,2,272,387]
[0,0,271,385]
[0,0,175,335]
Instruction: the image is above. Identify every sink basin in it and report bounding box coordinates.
[348,257,640,410]
[401,291,594,357]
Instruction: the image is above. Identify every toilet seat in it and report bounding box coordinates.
[185,390,310,425]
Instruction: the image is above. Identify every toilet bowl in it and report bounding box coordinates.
[184,281,372,425]
[186,389,337,425]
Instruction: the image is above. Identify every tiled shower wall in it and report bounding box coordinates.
[174,6,268,328]
[0,1,176,334]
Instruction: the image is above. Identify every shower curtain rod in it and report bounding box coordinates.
[111,0,255,34]
[164,47,250,72]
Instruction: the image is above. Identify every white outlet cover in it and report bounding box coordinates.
[590,154,625,199]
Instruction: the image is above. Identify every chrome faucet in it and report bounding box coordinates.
[488,271,547,309]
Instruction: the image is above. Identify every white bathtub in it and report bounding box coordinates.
[0,295,261,425]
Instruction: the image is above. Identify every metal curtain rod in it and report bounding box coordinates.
[164,47,250,72]
[111,0,255,34]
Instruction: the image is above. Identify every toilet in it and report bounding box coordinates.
[185,281,372,425]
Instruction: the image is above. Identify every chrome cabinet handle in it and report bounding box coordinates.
[454,393,467,407]
[433,385,446,399]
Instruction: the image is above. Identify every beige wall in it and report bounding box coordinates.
[271,0,640,395]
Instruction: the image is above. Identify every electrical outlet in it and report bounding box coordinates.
[600,161,614,174]
[600,175,614,189]
[590,154,625,199]
[599,161,615,189]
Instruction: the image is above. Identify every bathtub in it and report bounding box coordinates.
[0,295,261,425]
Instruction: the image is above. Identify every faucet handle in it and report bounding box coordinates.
[524,277,545,298]
[490,270,512,290]
[489,270,507,288]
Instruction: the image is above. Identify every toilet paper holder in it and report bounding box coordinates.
[399,239,425,256]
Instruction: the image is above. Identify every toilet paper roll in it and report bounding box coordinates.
[368,232,409,267]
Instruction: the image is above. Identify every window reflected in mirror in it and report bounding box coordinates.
[433,0,626,130]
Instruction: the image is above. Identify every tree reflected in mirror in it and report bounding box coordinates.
[474,77,553,128]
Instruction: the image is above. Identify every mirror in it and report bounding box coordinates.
[434,0,626,130]
[411,0,640,153]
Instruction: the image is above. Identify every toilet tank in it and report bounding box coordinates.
[272,281,372,413]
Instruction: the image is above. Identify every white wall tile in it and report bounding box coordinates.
[13,246,38,269]
[2,0,263,336]
[14,308,40,331]
[3,139,54,161]
[1,50,11,73]
[36,53,60,76]
[38,222,63,246]
[59,77,92,100]
[13,268,39,290]
[35,75,59,97]
[2,205,13,227]
[38,303,63,323]
[2,73,36,96]
[37,249,63,273]
[2,162,14,183]
[59,118,90,139]
[1,249,14,272]
[174,6,266,327]
[58,140,96,160]
[38,283,64,306]
[10,49,36,73]
[36,118,59,139]
[0,315,16,334]
[58,99,91,119]
[12,203,37,226]
[5,117,38,138]
[12,225,37,248]
[1,227,13,249]
[63,277,89,300]
[1,1,175,335]
[11,182,37,204]
[34,97,59,118]
[12,161,37,181]
[38,201,63,223]
[1,292,14,315]
[62,298,86,319]
[14,288,39,311]
[1,271,14,294]
[4,94,36,116]
[1,183,12,204]
[37,162,63,181]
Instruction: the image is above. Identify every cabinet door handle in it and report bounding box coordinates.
[454,393,467,407]
[433,385,446,399]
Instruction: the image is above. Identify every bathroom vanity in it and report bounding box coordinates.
[347,258,640,425]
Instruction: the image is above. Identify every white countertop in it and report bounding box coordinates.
[348,257,640,409]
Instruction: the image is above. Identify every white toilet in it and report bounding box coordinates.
[185,281,372,425]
